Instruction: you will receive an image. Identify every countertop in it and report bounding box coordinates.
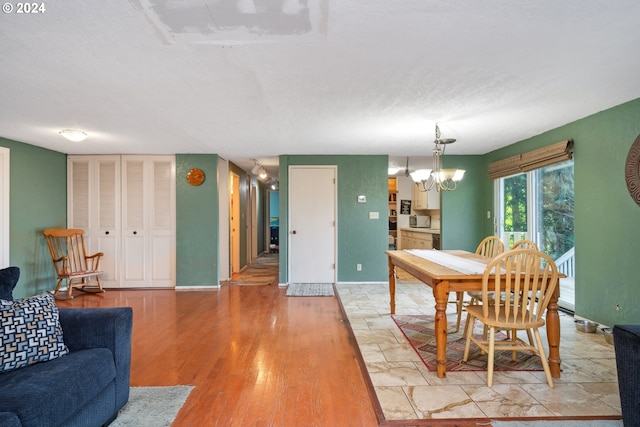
[399,227,440,234]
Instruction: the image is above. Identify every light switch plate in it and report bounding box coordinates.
[357,195,366,203]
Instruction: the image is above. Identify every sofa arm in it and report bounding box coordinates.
[0,412,21,427]
[613,324,640,427]
[59,307,133,411]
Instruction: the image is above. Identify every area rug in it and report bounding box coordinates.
[285,283,335,297]
[110,385,194,427]
[230,253,278,285]
[392,314,544,372]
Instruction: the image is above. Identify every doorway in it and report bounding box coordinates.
[288,166,336,284]
[495,159,575,310]
[230,172,241,274]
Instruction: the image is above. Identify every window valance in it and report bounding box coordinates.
[488,139,573,180]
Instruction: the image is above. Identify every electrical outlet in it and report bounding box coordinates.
[369,212,379,219]
[356,264,362,271]
[487,211,491,219]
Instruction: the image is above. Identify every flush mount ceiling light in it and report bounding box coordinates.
[410,123,465,192]
[59,129,88,142]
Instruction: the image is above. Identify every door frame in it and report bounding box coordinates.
[0,147,9,267]
[230,172,241,274]
[287,165,337,284]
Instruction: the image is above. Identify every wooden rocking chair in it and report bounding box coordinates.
[43,228,105,299]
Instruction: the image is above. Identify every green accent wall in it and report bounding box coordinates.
[0,137,67,299]
[483,97,640,326]
[440,155,486,252]
[278,155,389,283]
[175,154,219,286]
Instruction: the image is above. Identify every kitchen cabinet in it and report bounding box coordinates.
[68,155,176,288]
[400,229,434,250]
[412,183,440,210]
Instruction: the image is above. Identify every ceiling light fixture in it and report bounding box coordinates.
[258,167,268,180]
[410,123,465,192]
[59,129,88,142]
[250,160,261,175]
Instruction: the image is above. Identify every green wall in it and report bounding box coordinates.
[440,155,486,252]
[0,137,67,299]
[278,155,389,284]
[175,154,219,286]
[483,98,640,326]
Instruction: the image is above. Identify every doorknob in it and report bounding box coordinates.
[292,230,297,234]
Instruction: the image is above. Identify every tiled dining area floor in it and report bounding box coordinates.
[336,279,622,422]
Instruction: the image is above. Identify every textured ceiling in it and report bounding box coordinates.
[1,0,640,177]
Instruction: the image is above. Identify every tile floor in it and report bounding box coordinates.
[336,280,622,422]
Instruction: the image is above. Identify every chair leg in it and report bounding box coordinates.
[454,292,464,333]
[462,314,475,362]
[52,278,64,297]
[487,326,496,387]
[66,279,73,299]
[533,328,554,387]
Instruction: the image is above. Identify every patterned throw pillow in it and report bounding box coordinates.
[0,293,69,373]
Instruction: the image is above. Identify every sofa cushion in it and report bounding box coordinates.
[1,293,69,373]
[0,267,19,301]
[0,347,117,427]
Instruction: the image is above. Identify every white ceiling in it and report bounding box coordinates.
[2,1,640,178]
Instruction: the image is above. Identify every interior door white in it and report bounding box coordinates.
[121,156,175,287]
[289,166,336,284]
[68,156,121,288]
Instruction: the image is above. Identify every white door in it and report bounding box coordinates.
[122,156,175,288]
[289,166,336,284]
[68,156,121,288]
[0,148,9,268]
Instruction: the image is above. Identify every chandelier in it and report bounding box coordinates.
[410,123,465,192]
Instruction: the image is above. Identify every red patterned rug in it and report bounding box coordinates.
[392,314,544,372]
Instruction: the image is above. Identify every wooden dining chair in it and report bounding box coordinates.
[476,236,505,257]
[462,248,559,387]
[451,236,505,333]
[511,239,538,250]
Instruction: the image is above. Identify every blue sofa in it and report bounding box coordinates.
[0,267,133,427]
[613,324,640,427]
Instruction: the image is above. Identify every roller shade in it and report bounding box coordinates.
[488,139,573,179]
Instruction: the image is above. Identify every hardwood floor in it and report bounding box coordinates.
[57,284,380,427]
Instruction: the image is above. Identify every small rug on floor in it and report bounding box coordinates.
[392,314,544,372]
[286,283,335,297]
[109,385,194,427]
[230,253,278,285]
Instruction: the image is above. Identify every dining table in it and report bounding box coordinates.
[386,249,562,379]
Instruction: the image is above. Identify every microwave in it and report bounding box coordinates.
[409,215,431,228]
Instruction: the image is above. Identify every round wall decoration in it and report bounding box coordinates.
[625,134,640,206]
[187,168,205,186]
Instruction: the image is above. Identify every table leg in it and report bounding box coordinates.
[434,282,449,378]
[388,257,396,315]
[546,286,561,378]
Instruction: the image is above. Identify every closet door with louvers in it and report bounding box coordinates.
[121,156,175,288]
[67,156,121,288]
